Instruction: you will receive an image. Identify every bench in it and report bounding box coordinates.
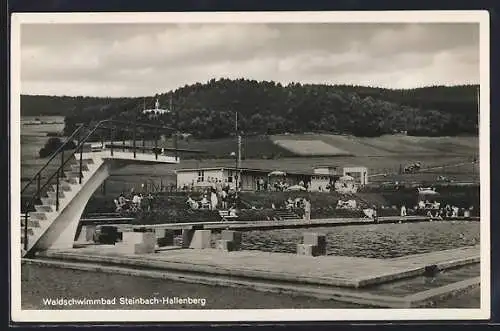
[219,210,238,221]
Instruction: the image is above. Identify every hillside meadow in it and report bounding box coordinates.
[21,119,479,194]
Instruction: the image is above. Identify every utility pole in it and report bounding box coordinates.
[235,112,241,191]
[171,95,178,161]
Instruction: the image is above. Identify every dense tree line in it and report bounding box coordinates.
[21,79,479,138]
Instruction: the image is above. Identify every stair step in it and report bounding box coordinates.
[68,155,93,164]
[41,197,57,205]
[29,212,47,220]
[51,183,72,192]
[70,164,89,172]
[64,177,79,184]
[65,171,84,180]
[20,227,35,236]
[35,205,53,213]
[21,219,42,228]
[47,190,65,199]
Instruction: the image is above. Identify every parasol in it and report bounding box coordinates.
[287,185,306,191]
[268,170,287,176]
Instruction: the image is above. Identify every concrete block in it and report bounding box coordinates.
[157,230,174,247]
[221,230,242,250]
[189,230,211,249]
[76,225,96,243]
[85,225,97,242]
[296,244,324,257]
[97,226,119,245]
[222,230,242,244]
[297,243,314,256]
[122,231,146,245]
[118,231,156,254]
[155,228,167,238]
[143,232,156,250]
[182,229,195,248]
[216,239,236,252]
[315,244,327,256]
[303,233,326,249]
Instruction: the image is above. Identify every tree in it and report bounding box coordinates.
[39,137,76,158]
[27,79,479,139]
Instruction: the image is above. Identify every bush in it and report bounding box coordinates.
[83,196,117,215]
[39,137,76,158]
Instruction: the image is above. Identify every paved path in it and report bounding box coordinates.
[41,245,479,289]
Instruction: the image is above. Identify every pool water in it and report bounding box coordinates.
[211,221,479,258]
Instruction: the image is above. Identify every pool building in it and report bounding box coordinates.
[175,166,368,192]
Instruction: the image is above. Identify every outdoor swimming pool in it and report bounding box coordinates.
[211,220,479,258]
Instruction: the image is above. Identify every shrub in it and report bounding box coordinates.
[39,137,76,158]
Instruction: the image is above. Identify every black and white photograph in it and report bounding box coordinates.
[10,11,490,322]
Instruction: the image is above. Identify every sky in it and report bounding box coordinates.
[20,22,480,97]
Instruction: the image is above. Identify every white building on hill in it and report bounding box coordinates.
[142,99,171,115]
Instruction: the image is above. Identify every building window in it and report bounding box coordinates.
[197,170,204,182]
[228,171,233,183]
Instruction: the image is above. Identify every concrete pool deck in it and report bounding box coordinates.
[36,244,479,288]
[26,244,480,308]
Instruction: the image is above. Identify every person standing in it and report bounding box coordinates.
[303,198,311,222]
[221,189,228,209]
[400,205,407,217]
[210,189,218,210]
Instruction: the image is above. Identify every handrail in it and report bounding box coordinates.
[24,119,174,208]
[22,119,176,252]
[21,124,86,195]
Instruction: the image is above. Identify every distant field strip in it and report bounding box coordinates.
[273,139,352,156]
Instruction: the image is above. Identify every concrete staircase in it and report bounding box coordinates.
[22,152,103,254]
[274,209,301,220]
[21,142,179,257]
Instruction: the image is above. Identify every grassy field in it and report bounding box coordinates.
[270,133,478,156]
[159,133,478,159]
[273,139,352,156]
[20,116,479,200]
[160,135,295,159]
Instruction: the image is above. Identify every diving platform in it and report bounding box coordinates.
[20,120,182,258]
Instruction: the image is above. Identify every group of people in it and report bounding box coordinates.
[186,185,240,211]
[114,191,154,213]
[178,177,240,193]
[283,197,305,210]
[423,204,473,219]
[399,201,473,219]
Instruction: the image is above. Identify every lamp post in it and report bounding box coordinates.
[234,112,241,191]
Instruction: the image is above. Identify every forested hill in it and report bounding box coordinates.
[21,78,479,138]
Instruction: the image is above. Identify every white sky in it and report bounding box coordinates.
[20,22,479,97]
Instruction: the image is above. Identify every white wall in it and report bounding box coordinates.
[177,172,198,188]
[310,176,330,192]
[177,169,224,189]
[343,167,369,185]
[204,170,224,183]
